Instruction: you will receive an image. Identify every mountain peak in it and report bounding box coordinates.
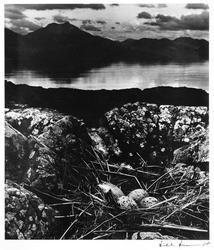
[45,22,80,33]
[24,21,87,40]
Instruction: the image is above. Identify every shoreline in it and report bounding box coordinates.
[5,80,209,127]
[5,79,209,93]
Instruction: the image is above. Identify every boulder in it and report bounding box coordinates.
[5,106,63,136]
[159,105,208,145]
[173,128,209,165]
[105,102,208,165]
[5,121,59,192]
[5,121,28,183]
[38,115,91,154]
[5,180,56,239]
[25,136,59,192]
[105,102,160,163]
[88,130,109,156]
[88,127,121,158]
[158,105,208,163]
[5,108,94,191]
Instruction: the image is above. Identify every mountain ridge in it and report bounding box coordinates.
[5,22,209,73]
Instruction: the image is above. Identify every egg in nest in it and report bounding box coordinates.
[98,182,124,200]
[117,196,138,210]
[139,196,159,208]
[128,189,149,204]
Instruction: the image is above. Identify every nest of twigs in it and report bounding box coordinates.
[27,148,209,240]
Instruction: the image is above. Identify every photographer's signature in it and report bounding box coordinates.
[159,240,210,247]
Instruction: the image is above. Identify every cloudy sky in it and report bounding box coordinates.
[5,3,209,40]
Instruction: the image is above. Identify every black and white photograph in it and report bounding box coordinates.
[4,1,211,242]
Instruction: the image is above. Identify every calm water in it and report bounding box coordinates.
[5,61,209,91]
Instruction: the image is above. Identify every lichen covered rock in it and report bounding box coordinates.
[5,107,63,136]
[5,121,59,192]
[159,105,208,143]
[38,115,91,161]
[5,180,56,239]
[25,136,58,191]
[173,128,209,165]
[5,108,94,192]
[105,102,208,165]
[88,127,122,158]
[5,122,28,183]
[105,102,160,163]
[88,129,109,156]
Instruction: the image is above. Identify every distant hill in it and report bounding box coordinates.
[5,23,123,72]
[121,37,208,62]
[5,80,208,126]
[5,22,209,73]
[5,28,22,66]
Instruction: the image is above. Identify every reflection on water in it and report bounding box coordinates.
[5,61,209,91]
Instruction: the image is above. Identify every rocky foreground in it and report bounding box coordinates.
[5,101,209,239]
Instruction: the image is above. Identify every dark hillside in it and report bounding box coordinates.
[5,81,208,126]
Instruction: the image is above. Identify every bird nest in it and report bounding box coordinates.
[27,150,209,240]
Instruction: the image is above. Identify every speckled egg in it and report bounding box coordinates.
[139,196,159,208]
[128,189,149,203]
[117,196,138,210]
[98,182,124,200]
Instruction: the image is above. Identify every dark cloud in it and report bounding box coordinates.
[99,27,208,41]
[156,14,175,23]
[96,20,106,25]
[53,15,69,24]
[139,4,155,8]
[5,4,105,32]
[80,24,101,31]
[148,11,209,30]
[8,19,41,34]
[5,5,41,34]
[35,17,46,21]
[5,6,26,20]
[82,19,92,25]
[53,15,77,24]
[137,11,152,19]
[144,22,159,26]
[7,4,106,11]
[110,4,119,7]
[180,11,209,30]
[157,4,168,8]
[116,22,120,24]
[111,26,115,29]
[185,4,209,10]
